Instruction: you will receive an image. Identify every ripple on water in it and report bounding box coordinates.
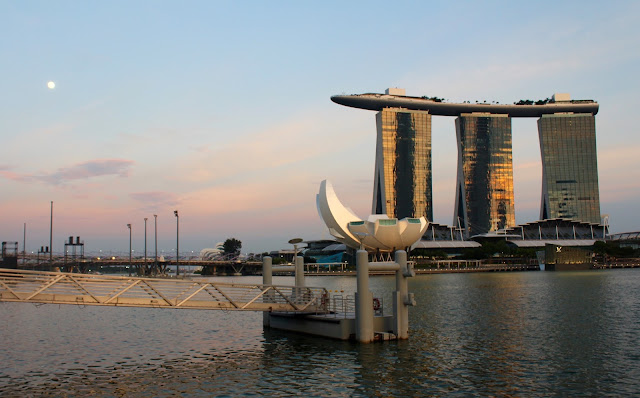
[1,271,640,396]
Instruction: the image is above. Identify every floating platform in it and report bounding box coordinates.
[267,312,397,341]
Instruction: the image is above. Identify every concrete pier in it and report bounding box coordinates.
[262,250,416,343]
[355,249,374,343]
[262,256,272,327]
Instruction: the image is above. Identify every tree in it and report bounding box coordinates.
[223,238,242,258]
[593,240,637,258]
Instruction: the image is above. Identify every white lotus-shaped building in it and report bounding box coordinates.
[316,180,428,252]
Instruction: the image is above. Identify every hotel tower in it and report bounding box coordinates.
[331,90,601,234]
[538,109,600,224]
[372,88,433,220]
[454,114,516,237]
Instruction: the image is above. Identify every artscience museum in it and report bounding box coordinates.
[317,180,428,253]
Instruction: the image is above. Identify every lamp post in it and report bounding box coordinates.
[288,238,303,263]
[154,214,158,275]
[174,210,179,276]
[49,201,53,262]
[127,224,132,276]
[23,223,26,265]
[144,217,148,276]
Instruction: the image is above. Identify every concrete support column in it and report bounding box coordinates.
[355,249,374,343]
[263,256,273,286]
[294,255,304,302]
[262,256,272,327]
[294,256,305,288]
[395,250,409,339]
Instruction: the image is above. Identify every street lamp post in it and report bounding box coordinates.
[144,217,148,276]
[288,238,303,263]
[127,224,133,276]
[174,210,179,276]
[154,214,158,275]
[49,201,53,262]
[23,223,26,265]
[127,224,132,276]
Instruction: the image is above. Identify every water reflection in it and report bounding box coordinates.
[1,270,639,396]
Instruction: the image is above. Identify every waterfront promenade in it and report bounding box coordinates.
[7,254,640,276]
[303,261,540,275]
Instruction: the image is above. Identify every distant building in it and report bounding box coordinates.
[607,231,640,250]
[199,242,225,260]
[303,239,346,263]
[413,222,481,256]
[317,180,428,252]
[331,89,603,233]
[373,104,433,220]
[503,218,606,248]
[538,107,600,223]
[454,114,515,237]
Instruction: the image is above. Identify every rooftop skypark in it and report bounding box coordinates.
[331,87,602,234]
[331,91,598,117]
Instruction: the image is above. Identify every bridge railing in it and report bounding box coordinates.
[0,268,329,313]
[326,294,355,318]
[304,262,348,273]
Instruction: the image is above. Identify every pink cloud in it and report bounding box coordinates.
[0,166,26,182]
[0,159,134,185]
[130,191,179,210]
[39,159,134,185]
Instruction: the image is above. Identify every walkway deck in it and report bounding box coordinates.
[0,268,328,313]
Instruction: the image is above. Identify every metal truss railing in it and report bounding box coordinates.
[320,294,385,319]
[0,268,329,313]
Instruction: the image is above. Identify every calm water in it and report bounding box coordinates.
[1,270,639,396]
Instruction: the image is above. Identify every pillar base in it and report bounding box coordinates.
[266,312,396,342]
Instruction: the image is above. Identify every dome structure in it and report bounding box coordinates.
[316,180,428,252]
[199,242,225,260]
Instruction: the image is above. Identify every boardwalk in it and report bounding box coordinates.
[0,268,328,313]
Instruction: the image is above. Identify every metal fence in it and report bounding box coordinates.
[0,268,329,313]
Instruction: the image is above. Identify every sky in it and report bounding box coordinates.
[1,1,639,256]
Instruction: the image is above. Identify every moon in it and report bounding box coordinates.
[47,81,56,89]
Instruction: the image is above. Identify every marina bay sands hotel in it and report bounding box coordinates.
[331,88,601,238]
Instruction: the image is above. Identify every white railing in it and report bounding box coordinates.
[304,262,348,273]
[0,268,329,313]
[319,294,385,319]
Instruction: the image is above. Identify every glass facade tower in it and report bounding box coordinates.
[333,89,602,237]
[454,114,516,237]
[538,114,600,223]
[373,108,432,221]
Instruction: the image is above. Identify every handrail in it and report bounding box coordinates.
[0,268,329,313]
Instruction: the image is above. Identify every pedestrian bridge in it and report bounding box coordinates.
[1,250,416,344]
[0,268,329,313]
